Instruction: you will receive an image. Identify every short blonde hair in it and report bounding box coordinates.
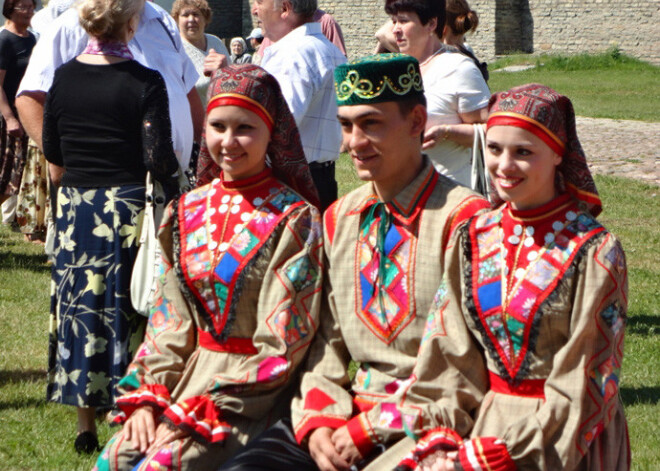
[171,0,212,24]
[78,0,144,41]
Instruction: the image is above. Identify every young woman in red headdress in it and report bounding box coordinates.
[358,84,630,471]
[93,64,323,471]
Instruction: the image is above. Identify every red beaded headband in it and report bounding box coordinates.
[206,93,274,133]
[487,111,565,157]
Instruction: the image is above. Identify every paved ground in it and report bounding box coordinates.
[576,117,659,186]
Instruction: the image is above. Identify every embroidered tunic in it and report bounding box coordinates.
[291,160,488,456]
[101,169,323,470]
[378,194,630,470]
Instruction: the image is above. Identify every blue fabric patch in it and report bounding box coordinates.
[478,280,501,312]
[215,253,239,284]
[285,255,318,292]
[384,225,401,255]
[360,272,373,310]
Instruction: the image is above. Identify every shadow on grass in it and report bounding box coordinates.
[0,250,50,273]
[0,396,46,411]
[626,314,660,336]
[0,369,48,411]
[621,386,660,406]
[0,369,47,386]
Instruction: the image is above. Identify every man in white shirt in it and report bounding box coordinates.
[16,1,203,171]
[255,0,346,211]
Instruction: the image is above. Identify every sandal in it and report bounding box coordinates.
[74,431,100,454]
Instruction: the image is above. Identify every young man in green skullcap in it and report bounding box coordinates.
[218,54,488,471]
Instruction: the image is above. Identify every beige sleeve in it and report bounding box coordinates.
[290,218,357,444]
[500,233,628,469]
[118,201,198,397]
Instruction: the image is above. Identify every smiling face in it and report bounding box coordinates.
[205,105,270,181]
[337,101,426,201]
[485,125,562,211]
[177,6,206,44]
[390,11,437,61]
[231,41,244,55]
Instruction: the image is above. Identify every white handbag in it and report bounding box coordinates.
[130,172,160,316]
[470,123,492,200]
[130,170,189,316]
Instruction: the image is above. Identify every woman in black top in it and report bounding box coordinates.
[0,0,35,209]
[42,0,178,454]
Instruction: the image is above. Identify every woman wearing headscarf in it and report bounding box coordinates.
[230,37,252,64]
[358,84,630,471]
[94,64,323,471]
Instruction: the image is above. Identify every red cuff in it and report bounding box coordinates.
[162,395,231,443]
[457,437,515,471]
[294,415,348,445]
[395,427,463,471]
[113,384,171,424]
[346,414,376,458]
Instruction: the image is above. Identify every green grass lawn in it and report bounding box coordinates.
[1,169,658,470]
[488,51,660,122]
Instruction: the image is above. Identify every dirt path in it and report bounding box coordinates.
[576,117,659,186]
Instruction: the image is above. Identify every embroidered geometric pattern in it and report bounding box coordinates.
[356,217,414,344]
[179,181,305,339]
[580,237,626,452]
[470,208,605,380]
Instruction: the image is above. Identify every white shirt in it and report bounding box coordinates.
[18,2,199,169]
[182,33,230,105]
[262,22,346,164]
[423,50,490,186]
[29,0,74,39]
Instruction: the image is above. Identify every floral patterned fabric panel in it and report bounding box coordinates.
[48,185,146,407]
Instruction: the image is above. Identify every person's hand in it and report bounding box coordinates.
[123,406,157,453]
[203,49,228,76]
[331,426,362,467]
[422,125,451,150]
[308,427,351,471]
[418,450,457,471]
[6,117,23,138]
[146,422,189,454]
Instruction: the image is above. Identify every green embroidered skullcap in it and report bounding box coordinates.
[334,53,424,106]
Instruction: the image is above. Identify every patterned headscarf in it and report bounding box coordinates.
[196,64,320,208]
[487,83,602,216]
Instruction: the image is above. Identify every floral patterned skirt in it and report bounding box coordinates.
[16,140,50,235]
[47,185,147,408]
[0,116,28,196]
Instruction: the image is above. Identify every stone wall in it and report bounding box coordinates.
[466,0,660,65]
[317,1,389,59]
[211,1,659,65]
